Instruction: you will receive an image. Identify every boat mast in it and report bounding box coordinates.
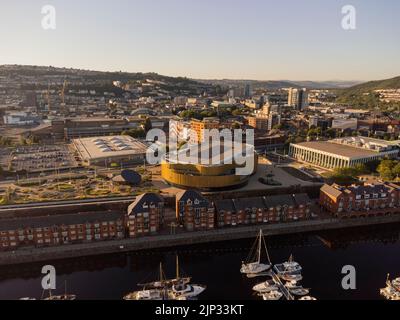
[176,255,180,280]
[159,263,164,282]
[258,230,262,263]
[262,232,272,264]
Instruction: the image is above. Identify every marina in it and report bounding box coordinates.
[243,231,313,301]
[0,223,399,300]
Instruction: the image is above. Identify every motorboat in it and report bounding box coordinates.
[274,255,302,278]
[253,279,279,293]
[392,277,400,291]
[261,290,283,301]
[289,287,310,296]
[380,274,400,300]
[280,273,303,282]
[380,286,400,301]
[299,296,317,301]
[283,255,302,273]
[124,289,166,301]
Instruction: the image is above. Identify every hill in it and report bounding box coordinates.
[336,76,400,109]
[197,79,358,90]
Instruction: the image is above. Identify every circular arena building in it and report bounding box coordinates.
[161,143,258,191]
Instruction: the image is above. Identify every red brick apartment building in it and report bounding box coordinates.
[127,193,164,237]
[215,194,312,227]
[0,212,125,251]
[176,190,215,231]
[320,183,400,218]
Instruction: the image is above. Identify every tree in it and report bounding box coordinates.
[144,118,152,132]
[392,163,400,179]
[377,159,397,181]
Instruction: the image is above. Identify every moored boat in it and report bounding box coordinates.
[241,230,272,276]
[253,279,279,293]
[261,290,283,301]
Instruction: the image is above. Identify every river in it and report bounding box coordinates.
[0,223,399,300]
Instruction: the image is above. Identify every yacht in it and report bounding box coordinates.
[167,256,206,300]
[42,282,76,300]
[283,255,302,273]
[124,263,169,301]
[289,287,309,296]
[380,286,400,301]
[392,277,400,291]
[124,289,166,301]
[380,274,400,301]
[280,273,303,282]
[274,255,302,277]
[241,230,272,276]
[299,296,317,301]
[261,290,283,301]
[253,279,279,293]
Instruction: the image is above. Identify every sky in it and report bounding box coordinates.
[0,0,399,81]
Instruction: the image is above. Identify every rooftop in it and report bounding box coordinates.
[294,141,383,159]
[73,135,148,160]
[0,211,123,232]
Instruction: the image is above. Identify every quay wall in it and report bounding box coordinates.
[0,214,399,267]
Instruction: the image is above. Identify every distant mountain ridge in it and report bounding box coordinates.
[0,65,360,90]
[196,79,360,90]
[0,64,201,86]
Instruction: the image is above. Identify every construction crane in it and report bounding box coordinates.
[60,79,68,105]
[46,83,51,112]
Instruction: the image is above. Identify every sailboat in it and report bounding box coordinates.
[241,230,272,275]
[124,263,169,300]
[42,281,76,300]
[168,255,206,300]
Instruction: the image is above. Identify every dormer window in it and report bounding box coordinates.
[194,199,200,205]
[142,202,149,209]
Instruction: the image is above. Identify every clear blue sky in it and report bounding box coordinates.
[0,0,399,81]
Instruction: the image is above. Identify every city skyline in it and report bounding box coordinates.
[0,0,399,81]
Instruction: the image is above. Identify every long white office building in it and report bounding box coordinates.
[289,137,400,169]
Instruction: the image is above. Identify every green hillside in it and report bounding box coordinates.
[336,76,400,110]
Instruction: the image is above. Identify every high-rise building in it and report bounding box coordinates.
[190,118,221,143]
[268,112,282,131]
[288,88,309,111]
[244,84,252,98]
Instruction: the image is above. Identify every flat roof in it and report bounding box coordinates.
[73,135,148,161]
[293,141,380,159]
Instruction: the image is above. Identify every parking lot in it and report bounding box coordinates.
[9,145,78,172]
